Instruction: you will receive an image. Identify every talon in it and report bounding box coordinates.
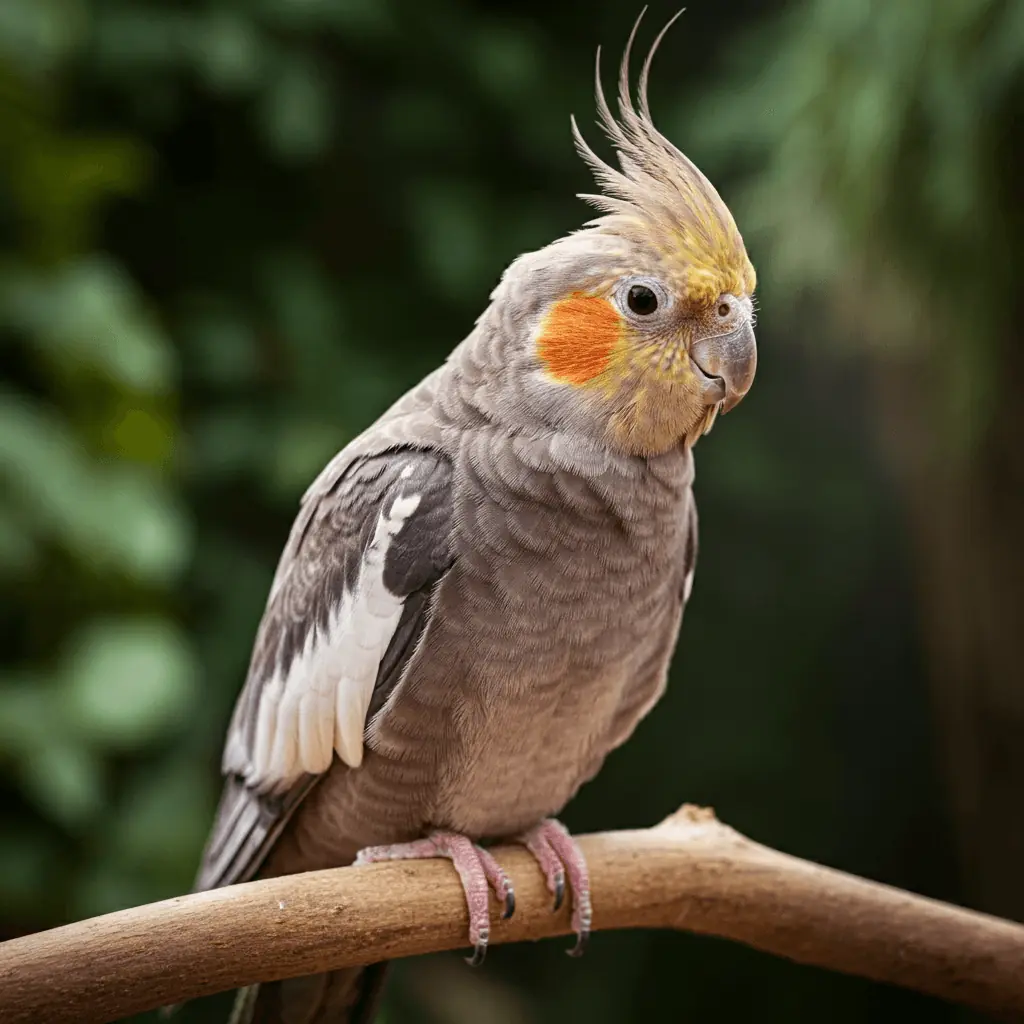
[503,886,516,920]
[514,819,592,956]
[552,871,565,912]
[353,831,505,970]
[567,928,589,958]
[466,933,488,967]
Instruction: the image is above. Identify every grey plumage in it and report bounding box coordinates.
[197,449,453,892]
[194,13,756,1023]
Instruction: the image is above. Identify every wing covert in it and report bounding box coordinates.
[196,446,453,891]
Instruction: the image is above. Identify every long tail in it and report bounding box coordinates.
[231,964,390,1024]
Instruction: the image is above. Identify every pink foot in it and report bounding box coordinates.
[514,819,592,956]
[354,831,514,965]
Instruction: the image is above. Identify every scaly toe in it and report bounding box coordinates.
[514,818,592,957]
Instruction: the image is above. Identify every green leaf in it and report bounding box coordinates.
[0,394,191,581]
[407,180,490,301]
[113,760,216,880]
[0,505,37,570]
[187,408,266,480]
[60,618,198,749]
[267,418,345,497]
[1,257,174,392]
[76,468,193,583]
[179,303,261,387]
[257,53,335,162]
[70,861,153,920]
[0,0,83,77]
[18,741,105,826]
[0,829,63,916]
[190,10,265,94]
[0,673,54,755]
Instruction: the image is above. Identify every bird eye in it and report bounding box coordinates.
[717,301,731,318]
[627,285,659,316]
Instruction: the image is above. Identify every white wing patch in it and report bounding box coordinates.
[244,489,422,789]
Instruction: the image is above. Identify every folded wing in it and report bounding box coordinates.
[195,446,454,891]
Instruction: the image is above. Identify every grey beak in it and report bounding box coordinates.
[690,320,757,413]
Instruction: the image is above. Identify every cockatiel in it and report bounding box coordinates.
[195,12,757,1024]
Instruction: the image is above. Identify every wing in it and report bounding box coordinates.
[195,445,454,891]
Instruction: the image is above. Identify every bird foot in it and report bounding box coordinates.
[354,831,514,966]
[513,818,592,956]
[354,819,591,964]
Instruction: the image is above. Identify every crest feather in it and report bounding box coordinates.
[572,9,756,308]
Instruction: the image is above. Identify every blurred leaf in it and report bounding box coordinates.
[0,0,84,77]
[18,741,104,826]
[90,5,192,73]
[187,407,265,480]
[0,395,190,581]
[0,505,36,570]
[7,131,150,260]
[179,303,262,387]
[266,417,344,497]
[60,618,198,749]
[468,22,543,104]
[0,828,63,918]
[255,0,395,36]
[382,90,461,151]
[0,674,55,754]
[1,257,174,392]
[101,404,176,464]
[261,251,342,353]
[407,180,490,301]
[256,52,335,162]
[190,10,265,94]
[113,759,216,880]
[82,468,192,582]
[70,860,154,920]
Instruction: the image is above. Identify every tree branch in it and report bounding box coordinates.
[1,805,1022,1024]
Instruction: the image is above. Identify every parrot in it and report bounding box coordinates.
[193,12,757,1024]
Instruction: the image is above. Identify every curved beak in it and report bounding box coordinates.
[690,320,757,413]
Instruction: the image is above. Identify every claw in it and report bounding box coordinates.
[514,818,592,957]
[355,831,509,965]
[552,870,565,912]
[567,927,589,958]
[466,932,488,967]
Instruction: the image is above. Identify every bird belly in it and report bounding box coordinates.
[429,661,635,838]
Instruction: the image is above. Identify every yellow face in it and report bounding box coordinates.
[534,247,757,456]
[529,8,757,455]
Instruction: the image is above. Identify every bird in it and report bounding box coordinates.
[193,11,757,1023]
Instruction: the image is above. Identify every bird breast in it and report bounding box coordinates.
[371,430,693,838]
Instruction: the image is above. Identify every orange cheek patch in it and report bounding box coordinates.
[535,292,623,385]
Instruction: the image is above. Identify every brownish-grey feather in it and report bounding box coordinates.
[195,445,454,894]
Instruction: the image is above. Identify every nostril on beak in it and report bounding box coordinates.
[691,321,757,413]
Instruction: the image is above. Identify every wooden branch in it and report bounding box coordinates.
[2,805,1023,1024]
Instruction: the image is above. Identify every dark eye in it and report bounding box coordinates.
[717,301,731,318]
[627,284,659,316]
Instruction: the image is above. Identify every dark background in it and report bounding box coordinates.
[2,0,1022,1021]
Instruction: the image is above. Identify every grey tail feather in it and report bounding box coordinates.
[230,965,391,1024]
[229,985,261,1024]
[349,963,391,1024]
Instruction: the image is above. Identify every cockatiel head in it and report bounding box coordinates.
[483,13,756,457]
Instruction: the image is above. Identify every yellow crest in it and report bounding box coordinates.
[572,12,756,309]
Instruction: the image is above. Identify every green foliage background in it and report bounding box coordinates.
[2,1,1021,1021]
